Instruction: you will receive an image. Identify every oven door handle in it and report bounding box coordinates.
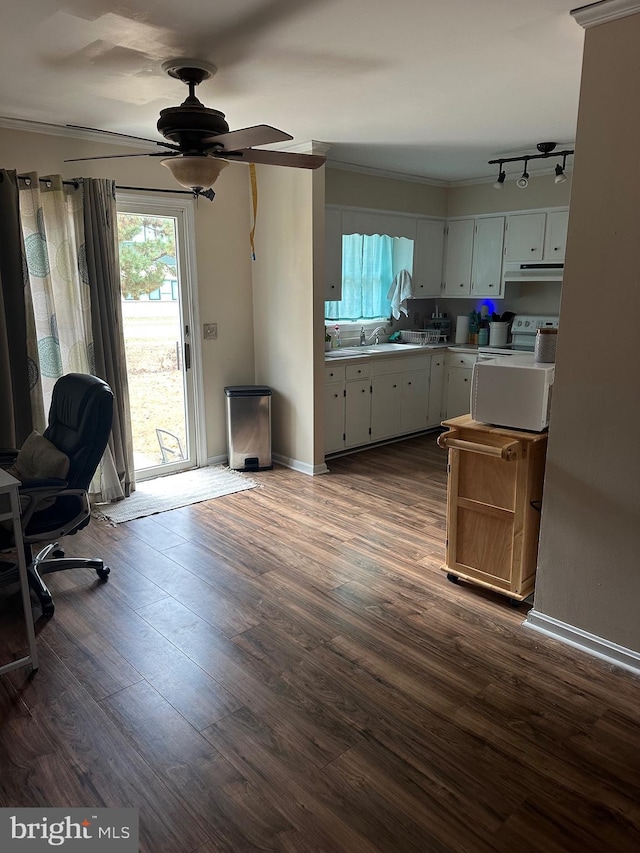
[437,429,522,461]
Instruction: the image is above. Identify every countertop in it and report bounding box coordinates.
[324,342,477,363]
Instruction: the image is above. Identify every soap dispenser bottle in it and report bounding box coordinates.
[334,324,341,348]
[359,326,366,346]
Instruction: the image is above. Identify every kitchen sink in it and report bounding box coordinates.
[356,343,421,353]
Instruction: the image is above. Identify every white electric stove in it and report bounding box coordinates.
[478,314,559,360]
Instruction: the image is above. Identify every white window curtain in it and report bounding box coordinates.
[17,173,128,503]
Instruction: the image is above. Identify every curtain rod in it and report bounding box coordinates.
[17,175,195,196]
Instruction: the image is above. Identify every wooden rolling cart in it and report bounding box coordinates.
[437,415,548,604]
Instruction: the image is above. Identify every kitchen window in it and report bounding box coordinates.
[325,233,413,323]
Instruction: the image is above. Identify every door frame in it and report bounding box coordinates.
[116,191,207,478]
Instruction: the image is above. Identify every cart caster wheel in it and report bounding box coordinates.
[41,601,55,618]
[96,566,110,581]
[508,598,522,609]
[52,548,64,558]
[446,573,460,585]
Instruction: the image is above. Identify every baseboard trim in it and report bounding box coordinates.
[206,454,228,466]
[525,610,640,675]
[272,453,329,476]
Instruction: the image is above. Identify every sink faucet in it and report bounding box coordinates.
[367,326,386,345]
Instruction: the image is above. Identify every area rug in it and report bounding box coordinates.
[94,465,260,524]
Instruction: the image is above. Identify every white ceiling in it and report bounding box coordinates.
[0,0,585,183]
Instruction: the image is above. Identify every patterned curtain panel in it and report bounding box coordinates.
[17,173,133,502]
[18,174,93,413]
[0,169,44,446]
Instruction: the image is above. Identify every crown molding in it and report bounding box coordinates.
[325,159,449,187]
[572,0,640,28]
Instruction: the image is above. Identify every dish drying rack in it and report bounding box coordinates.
[400,328,446,345]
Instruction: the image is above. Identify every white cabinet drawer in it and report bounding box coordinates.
[370,354,429,376]
[346,362,370,380]
[325,365,346,383]
[445,351,477,369]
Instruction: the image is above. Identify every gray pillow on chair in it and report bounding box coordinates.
[7,431,70,481]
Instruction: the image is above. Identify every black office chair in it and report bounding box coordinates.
[0,373,114,617]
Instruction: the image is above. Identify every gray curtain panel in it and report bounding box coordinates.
[0,170,40,447]
[82,178,135,498]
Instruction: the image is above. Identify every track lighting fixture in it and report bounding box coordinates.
[516,159,530,189]
[489,142,574,189]
[554,154,568,184]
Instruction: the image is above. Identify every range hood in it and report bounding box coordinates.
[503,262,564,283]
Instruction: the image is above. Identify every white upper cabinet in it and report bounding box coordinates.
[324,207,343,301]
[471,216,505,298]
[413,219,445,298]
[443,219,475,296]
[544,210,569,261]
[504,213,546,261]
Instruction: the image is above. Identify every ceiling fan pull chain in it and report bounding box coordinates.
[249,164,258,261]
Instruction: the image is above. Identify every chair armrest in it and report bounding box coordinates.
[19,487,90,541]
[19,478,68,489]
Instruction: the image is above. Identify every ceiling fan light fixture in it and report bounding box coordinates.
[161,155,228,192]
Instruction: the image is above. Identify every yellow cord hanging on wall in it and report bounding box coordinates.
[249,163,258,260]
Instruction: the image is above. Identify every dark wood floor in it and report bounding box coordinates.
[1,433,639,852]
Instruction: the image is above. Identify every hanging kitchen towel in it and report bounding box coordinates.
[387,269,413,319]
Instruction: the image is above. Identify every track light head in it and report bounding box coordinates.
[516,160,530,189]
[493,166,506,190]
[554,154,568,184]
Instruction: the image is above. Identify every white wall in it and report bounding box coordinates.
[250,162,319,471]
[533,10,640,653]
[0,125,255,461]
[326,167,447,216]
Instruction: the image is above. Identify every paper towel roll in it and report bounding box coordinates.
[455,315,469,344]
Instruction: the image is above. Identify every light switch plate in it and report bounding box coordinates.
[203,323,217,340]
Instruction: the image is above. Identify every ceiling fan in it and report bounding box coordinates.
[65,59,326,199]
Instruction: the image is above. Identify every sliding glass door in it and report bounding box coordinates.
[116,194,204,480]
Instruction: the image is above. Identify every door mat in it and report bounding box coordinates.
[93,465,260,524]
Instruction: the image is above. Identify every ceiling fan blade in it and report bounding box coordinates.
[66,125,180,151]
[202,125,293,152]
[63,152,175,163]
[221,149,326,170]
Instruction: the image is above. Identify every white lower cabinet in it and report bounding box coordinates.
[427,355,445,425]
[324,381,346,454]
[401,369,430,433]
[324,352,454,454]
[443,351,476,419]
[370,373,403,441]
[345,378,371,447]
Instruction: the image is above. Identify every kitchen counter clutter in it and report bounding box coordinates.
[437,415,548,604]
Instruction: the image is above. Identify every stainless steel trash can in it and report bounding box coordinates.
[224,385,272,471]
